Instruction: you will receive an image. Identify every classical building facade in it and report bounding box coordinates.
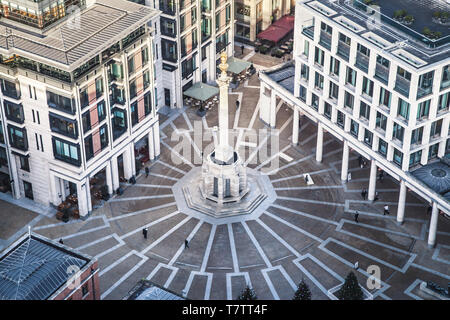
[0,0,161,218]
[259,0,450,247]
[235,0,295,42]
[149,0,235,109]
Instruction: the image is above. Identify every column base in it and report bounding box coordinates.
[427,243,436,249]
[396,220,404,225]
[79,211,92,221]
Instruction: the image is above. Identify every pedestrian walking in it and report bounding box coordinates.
[236,100,240,109]
[145,167,149,178]
[347,172,352,181]
[354,261,359,270]
[358,155,363,167]
[241,44,244,55]
[59,238,64,244]
[143,228,148,239]
[378,171,384,181]
[354,212,359,223]
[383,205,390,215]
[361,189,367,200]
[184,239,189,249]
[304,174,309,184]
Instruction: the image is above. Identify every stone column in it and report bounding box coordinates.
[292,107,299,145]
[396,180,406,224]
[316,123,323,162]
[111,157,120,191]
[270,92,277,128]
[368,160,377,201]
[123,147,133,180]
[49,173,61,205]
[85,178,92,212]
[427,202,439,248]
[77,182,89,217]
[105,162,113,196]
[60,179,67,200]
[153,123,161,158]
[148,128,155,161]
[341,140,349,182]
[8,154,21,199]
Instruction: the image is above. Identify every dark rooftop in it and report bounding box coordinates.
[412,160,450,196]
[265,63,295,93]
[0,234,89,300]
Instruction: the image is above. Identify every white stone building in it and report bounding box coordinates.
[143,0,235,109]
[0,0,161,218]
[259,0,450,246]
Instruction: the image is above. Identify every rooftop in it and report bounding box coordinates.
[0,0,160,71]
[412,159,450,196]
[264,63,296,93]
[124,280,185,300]
[0,233,91,300]
[304,0,450,68]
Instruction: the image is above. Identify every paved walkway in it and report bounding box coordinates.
[15,57,450,300]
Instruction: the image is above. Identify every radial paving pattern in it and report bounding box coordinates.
[32,72,450,300]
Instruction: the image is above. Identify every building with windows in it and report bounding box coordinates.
[147,0,234,109]
[259,0,450,247]
[235,0,295,43]
[0,0,161,218]
[0,232,100,300]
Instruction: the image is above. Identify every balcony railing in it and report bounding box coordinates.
[337,42,350,61]
[302,26,314,40]
[319,31,332,50]
[355,53,369,73]
[374,63,389,84]
[394,76,411,97]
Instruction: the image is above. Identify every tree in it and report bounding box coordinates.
[293,280,312,300]
[336,271,364,300]
[237,285,257,300]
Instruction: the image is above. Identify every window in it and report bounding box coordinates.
[324,102,332,119]
[19,155,29,172]
[393,148,403,167]
[299,85,307,102]
[417,100,430,119]
[438,92,449,112]
[311,93,319,110]
[364,129,373,147]
[430,119,442,138]
[0,147,7,166]
[379,87,391,108]
[409,150,422,167]
[337,111,345,128]
[142,47,149,65]
[49,113,78,138]
[131,102,138,126]
[330,57,340,76]
[417,71,434,98]
[378,138,388,157]
[47,91,76,114]
[161,39,177,62]
[129,79,137,99]
[360,102,370,120]
[52,137,80,166]
[112,108,127,140]
[376,112,387,131]
[128,56,135,75]
[314,47,324,66]
[329,82,339,100]
[397,98,410,120]
[300,64,309,81]
[392,123,405,142]
[8,125,27,151]
[428,143,439,160]
[82,284,89,297]
[314,72,324,90]
[411,127,423,145]
[4,101,24,124]
[82,111,91,133]
[144,91,152,116]
[344,91,354,109]
[0,121,4,144]
[303,40,309,56]
[99,124,108,150]
[97,101,106,123]
[441,65,450,90]
[346,67,356,87]
[361,77,373,97]
[350,120,359,137]
[182,54,197,79]
[95,78,103,98]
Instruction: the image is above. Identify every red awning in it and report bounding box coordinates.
[272,15,295,31]
[256,15,294,43]
[257,25,290,43]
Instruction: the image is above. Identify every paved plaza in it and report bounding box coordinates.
[2,53,449,300]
